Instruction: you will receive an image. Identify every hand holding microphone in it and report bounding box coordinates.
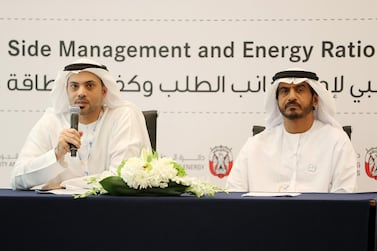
[54,106,82,160]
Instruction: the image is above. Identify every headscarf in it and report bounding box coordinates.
[264,68,342,129]
[50,58,127,114]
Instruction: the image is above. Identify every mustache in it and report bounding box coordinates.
[75,97,88,102]
[285,101,301,109]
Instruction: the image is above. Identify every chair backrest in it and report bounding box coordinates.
[252,125,266,136]
[252,125,352,140]
[142,110,158,151]
[342,126,352,140]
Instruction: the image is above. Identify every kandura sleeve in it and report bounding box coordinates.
[225,138,251,192]
[11,112,65,190]
[330,137,358,193]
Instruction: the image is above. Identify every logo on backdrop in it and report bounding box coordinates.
[209,145,233,178]
[365,147,377,180]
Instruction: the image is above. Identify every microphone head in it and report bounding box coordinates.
[70,105,81,114]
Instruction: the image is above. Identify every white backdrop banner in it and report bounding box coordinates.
[1,0,377,191]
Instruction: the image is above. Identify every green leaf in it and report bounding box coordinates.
[99,176,140,196]
[172,162,187,177]
[153,151,159,159]
[99,176,189,196]
[116,160,126,176]
[144,182,188,196]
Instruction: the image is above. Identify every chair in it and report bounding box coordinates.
[252,125,352,140]
[252,125,266,136]
[342,126,352,140]
[142,110,158,151]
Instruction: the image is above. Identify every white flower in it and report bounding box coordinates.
[75,148,225,198]
[74,171,113,198]
[119,153,179,190]
[173,176,218,197]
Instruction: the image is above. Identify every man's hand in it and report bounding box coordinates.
[55,128,83,160]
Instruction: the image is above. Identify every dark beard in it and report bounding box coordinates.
[279,101,313,120]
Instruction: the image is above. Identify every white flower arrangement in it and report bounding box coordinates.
[75,149,224,198]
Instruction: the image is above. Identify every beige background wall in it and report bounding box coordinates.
[1,0,376,190]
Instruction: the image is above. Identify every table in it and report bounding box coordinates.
[0,189,376,251]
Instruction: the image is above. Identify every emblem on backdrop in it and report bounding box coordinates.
[365,147,377,180]
[209,145,233,178]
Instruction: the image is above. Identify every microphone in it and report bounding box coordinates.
[69,105,80,157]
